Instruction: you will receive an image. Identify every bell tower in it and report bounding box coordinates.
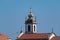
[25,8,37,33]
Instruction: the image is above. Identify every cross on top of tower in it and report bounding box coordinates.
[30,8,32,13]
[28,8,33,18]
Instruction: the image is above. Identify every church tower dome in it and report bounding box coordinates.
[25,8,37,34]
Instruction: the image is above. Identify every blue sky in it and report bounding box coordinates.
[0,0,60,40]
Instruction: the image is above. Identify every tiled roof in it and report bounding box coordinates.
[19,33,51,39]
[0,33,10,40]
[51,36,60,40]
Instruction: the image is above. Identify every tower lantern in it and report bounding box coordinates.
[25,8,37,34]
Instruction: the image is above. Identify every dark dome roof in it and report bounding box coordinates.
[25,8,36,24]
[25,18,36,24]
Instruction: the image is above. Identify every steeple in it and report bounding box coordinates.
[25,8,37,33]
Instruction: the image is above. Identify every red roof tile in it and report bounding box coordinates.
[51,36,60,40]
[0,33,10,40]
[19,33,51,39]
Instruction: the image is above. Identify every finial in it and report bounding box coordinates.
[51,24,54,33]
[20,26,22,33]
[28,8,33,18]
[30,8,32,13]
[52,27,53,33]
[35,16,36,22]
